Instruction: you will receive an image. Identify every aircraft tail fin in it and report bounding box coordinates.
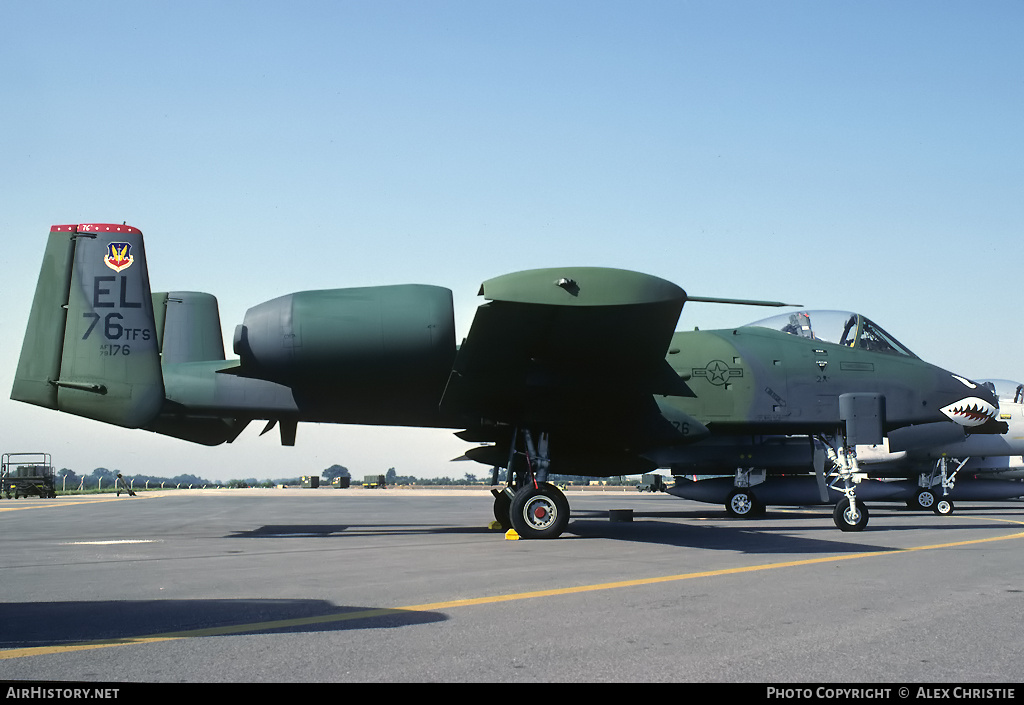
[11,223,165,427]
[152,291,226,364]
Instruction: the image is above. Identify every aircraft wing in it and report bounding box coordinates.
[440,267,695,434]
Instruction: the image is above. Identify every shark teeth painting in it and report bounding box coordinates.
[939,397,999,426]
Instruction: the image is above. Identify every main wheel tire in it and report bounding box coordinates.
[508,483,570,539]
[492,490,512,530]
[725,489,760,518]
[833,498,869,532]
[915,489,936,510]
[933,497,955,516]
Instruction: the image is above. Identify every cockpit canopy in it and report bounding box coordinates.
[745,311,918,359]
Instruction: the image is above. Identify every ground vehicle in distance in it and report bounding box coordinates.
[2,452,56,499]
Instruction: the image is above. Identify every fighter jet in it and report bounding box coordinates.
[663,375,1022,519]
[855,378,1024,513]
[11,224,999,538]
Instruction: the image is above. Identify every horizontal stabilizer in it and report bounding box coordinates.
[145,416,250,446]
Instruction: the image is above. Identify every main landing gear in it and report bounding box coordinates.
[910,487,956,515]
[492,479,571,540]
[909,457,964,515]
[491,428,571,539]
[722,468,767,518]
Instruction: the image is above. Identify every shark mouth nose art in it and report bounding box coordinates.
[939,397,999,426]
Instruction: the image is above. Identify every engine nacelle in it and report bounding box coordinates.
[233,284,456,388]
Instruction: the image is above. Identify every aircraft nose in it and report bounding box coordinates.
[939,375,1000,427]
[940,397,999,426]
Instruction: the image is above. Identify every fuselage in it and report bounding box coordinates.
[160,318,999,466]
[660,325,994,435]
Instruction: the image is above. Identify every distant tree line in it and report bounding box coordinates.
[359,467,639,486]
[50,464,640,491]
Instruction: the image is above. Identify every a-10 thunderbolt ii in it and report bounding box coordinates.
[856,378,1024,513]
[663,377,1024,519]
[11,224,999,538]
[652,314,1021,520]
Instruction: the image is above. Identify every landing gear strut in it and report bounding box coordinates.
[818,434,869,532]
[492,427,571,539]
[913,457,966,515]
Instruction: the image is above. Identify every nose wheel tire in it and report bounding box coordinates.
[509,483,570,539]
[833,498,869,532]
[933,498,955,516]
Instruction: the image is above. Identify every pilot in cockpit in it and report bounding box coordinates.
[781,312,813,339]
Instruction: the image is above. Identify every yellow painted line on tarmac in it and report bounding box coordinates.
[0,494,169,513]
[0,498,117,513]
[4,519,1024,661]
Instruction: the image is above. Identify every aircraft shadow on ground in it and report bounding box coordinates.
[566,515,887,553]
[565,504,1022,553]
[217,501,1022,553]
[225,524,493,538]
[0,599,445,650]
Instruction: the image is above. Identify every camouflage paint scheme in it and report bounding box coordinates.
[12,224,1000,537]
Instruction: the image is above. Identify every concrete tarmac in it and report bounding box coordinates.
[2,487,1023,684]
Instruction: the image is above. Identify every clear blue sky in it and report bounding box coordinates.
[1,1,1021,481]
